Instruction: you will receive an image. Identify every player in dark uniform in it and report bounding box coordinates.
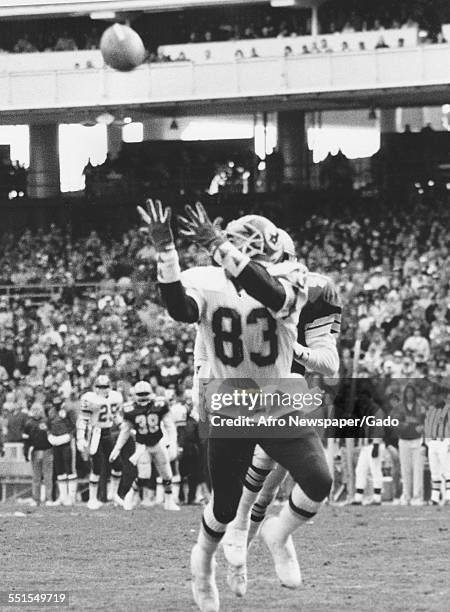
[47,395,78,506]
[109,380,179,511]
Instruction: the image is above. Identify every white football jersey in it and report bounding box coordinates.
[80,389,123,429]
[182,262,307,380]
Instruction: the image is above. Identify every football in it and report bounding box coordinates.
[100,23,146,72]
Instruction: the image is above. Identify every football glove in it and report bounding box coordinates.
[178,202,225,253]
[137,199,175,252]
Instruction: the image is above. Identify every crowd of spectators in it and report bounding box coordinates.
[0,190,448,505]
[1,1,449,56]
[0,160,27,199]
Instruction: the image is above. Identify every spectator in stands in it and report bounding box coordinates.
[234,49,244,60]
[13,34,37,53]
[320,39,332,53]
[54,32,78,51]
[301,44,310,54]
[342,41,350,51]
[375,36,390,49]
[284,45,293,57]
[402,327,431,363]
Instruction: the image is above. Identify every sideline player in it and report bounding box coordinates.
[48,395,78,506]
[138,199,332,612]
[76,375,123,510]
[109,380,179,511]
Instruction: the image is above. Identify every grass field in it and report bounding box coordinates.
[1,502,449,612]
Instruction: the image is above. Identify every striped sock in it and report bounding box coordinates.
[233,464,271,528]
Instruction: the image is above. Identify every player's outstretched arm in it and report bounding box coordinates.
[137,199,199,323]
[178,202,295,313]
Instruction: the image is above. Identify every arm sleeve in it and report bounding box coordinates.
[236,261,287,312]
[158,281,200,324]
[295,333,340,377]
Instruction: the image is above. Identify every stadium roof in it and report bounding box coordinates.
[0,0,270,19]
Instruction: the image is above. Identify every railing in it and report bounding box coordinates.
[158,27,419,62]
[0,282,101,301]
[0,44,449,114]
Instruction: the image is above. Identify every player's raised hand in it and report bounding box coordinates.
[178,202,225,252]
[137,199,174,251]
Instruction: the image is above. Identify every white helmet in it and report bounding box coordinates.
[133,380,153,406]
[278,229,296,261]
[225,215,283,266]
[94,374,111,398]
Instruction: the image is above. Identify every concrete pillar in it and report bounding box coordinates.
[27,123,60,198]
[311,6,319,37]
[277,110,307,188]
[107,123,123,159]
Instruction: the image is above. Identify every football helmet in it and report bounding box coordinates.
[278,229,296,261]
[225,215,283,265]
[133,380,153,406]
[94,374,111,398]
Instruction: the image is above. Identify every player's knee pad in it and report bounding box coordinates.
[68,473,77,481]
[57,473,67,481]
[89,473,100,484]
[289,484,323,519]
[203,499,227,538]
[111,469,122,479]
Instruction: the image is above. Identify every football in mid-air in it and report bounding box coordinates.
[100,23,146,72]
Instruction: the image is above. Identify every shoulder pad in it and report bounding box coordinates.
[181,266,226,290]
[269,261,307,289]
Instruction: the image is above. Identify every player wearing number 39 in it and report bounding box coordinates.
[109,380,180,511]
[137,199,333,612]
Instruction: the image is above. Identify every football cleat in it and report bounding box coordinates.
[44,499,61,507]
[225,215,283,266]
[164,496,180,511]
[261,517,302,589]
[226,563,247,598]
[113,494,124,508]
[87,498,103,511]
[123,488,140,511]
[191,545,220,612]
[222,525,248,568]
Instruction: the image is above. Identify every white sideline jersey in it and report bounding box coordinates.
[182,262,308,380]
[80,389,124,429]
